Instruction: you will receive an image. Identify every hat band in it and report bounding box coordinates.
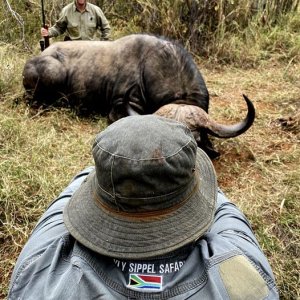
[91,175,199,220]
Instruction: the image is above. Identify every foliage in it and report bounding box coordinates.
[1,0,299,64]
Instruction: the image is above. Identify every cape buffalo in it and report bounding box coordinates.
[22,34,255,158]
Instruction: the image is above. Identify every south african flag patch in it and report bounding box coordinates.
[128,274,163,291]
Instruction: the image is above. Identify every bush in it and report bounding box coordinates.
[1,0,299,65]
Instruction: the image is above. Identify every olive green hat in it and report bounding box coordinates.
[64,115,217,259]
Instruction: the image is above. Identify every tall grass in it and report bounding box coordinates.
[1,0,299,64]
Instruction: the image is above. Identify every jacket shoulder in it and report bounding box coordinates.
[61,3,75,14]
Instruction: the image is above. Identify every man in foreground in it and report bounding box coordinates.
[41,0,111,41]
[8,115,278,299]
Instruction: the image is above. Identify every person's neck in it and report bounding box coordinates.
[76,1,86,12]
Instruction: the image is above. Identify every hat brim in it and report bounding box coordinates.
[63,148,217,259]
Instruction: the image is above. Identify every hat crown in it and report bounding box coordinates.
[93,115,197,211]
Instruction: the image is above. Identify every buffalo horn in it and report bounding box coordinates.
[154,94,255,138]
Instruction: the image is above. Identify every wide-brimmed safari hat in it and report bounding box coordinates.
[64,115,217,259]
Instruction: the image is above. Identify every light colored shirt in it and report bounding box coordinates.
[49,1,111,40]
[8,167,279,299]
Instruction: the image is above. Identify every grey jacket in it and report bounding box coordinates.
[8,167,279,299]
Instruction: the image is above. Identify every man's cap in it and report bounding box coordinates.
[64,115,217,259]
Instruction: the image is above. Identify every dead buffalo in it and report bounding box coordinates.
[22,33,255,158]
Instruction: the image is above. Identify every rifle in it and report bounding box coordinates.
[40,0,49,51]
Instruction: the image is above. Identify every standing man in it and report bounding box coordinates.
[41,0,111,41]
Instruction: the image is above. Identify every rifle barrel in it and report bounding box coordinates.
[41,0,50,50]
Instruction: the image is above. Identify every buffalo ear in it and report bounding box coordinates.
[109,83,145,123]
[124,83,145,114]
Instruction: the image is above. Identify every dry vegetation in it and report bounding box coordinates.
[207,64,300,299]
[1,0,300,299]
[1,48,299,300]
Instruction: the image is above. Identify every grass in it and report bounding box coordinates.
[205,63,300,299]
[0,101,106,295]
[0,47,299,300]
[2,1,300,65]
